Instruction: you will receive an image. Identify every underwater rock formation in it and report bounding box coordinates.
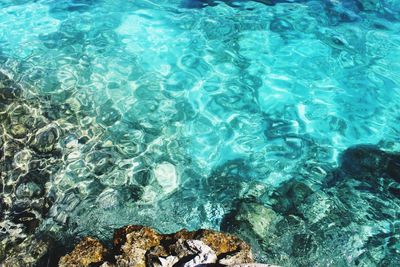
[0,70,106,266]
[59,225,255,267]
[222,201,281,241]
[270,180,313,216]
[0,71,64,266]
[339,144,400,184]
[219,145,400,266]
[0,235,51,267]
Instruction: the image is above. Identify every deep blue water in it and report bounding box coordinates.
[1,0,400,265]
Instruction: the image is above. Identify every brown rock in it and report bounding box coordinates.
[59,237,108,267]
[113,226,253,266]
[167,229,253,264]
[196,229,251,256]
[61,225,256,267]
[171,228,196,241]
[114,226,162,267]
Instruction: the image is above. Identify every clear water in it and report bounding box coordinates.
[1,0,400,266]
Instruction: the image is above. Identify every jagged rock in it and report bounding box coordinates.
[146,245,172,267]
[114,226,162,267]
[149,256,178,267]
[63,225,255,267]
[169,228,253,264]
[218,249,254,266]
[59,237,108,267]
[168,239,218,266]
[100,262,116,267]
[173,228,253,263]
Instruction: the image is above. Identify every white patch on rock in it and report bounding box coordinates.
[172,239,217,267]
[152,255,179,267]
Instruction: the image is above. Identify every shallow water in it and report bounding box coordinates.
[1,0,400,266]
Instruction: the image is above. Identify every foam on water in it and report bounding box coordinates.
[1,0,400,265]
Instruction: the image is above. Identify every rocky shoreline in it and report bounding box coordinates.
[58,225,273,267]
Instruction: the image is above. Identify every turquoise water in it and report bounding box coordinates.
[1,0,400,265]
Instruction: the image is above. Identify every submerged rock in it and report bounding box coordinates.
[221,200,284,262]
[270,179,313,215]
[0,86,22,103]
[31,124,61,154]
[1,236,50,267]
[0,71,73,266]
[297,192,334,224]
[96,102,121,127]
[9,123,27,139]
[15,182,43,199]
[338,144,400,184]
[154,162,178,194]
[340,145,389,178]
[223,201,279,240]
[60,225,255,267]
[87,150,116,176]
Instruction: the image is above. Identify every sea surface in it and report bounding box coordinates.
[1,0,400,266]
